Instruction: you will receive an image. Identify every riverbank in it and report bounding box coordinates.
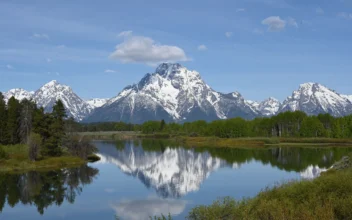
[78,131,352,148]
[0,144,96,173]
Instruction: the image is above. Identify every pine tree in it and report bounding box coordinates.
[6,97,20,144]
[0,93,7,144]
[46,100,66,156]
[160,119,166,131]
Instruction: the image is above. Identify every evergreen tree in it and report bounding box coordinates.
[6,97,20,144]
[46,100,66,156]
[160,119,166,131]
[0,93,7,144]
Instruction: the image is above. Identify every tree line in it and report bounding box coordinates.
[137,112,352,138]
[0,93,95,160]
[77,111,352,138]
[46,104,352,139]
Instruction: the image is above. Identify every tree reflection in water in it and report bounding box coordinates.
[0,165,98,215]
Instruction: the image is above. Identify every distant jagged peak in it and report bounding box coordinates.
[265,97,280,102]
[155,63,183,75]
[3,88,34,102]
[39,80,70,90]
[154,63,201,80]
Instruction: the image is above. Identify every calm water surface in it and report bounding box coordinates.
[1,140,351,220]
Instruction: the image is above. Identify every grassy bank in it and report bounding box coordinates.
[78,131,352,148]
[177,136,352,148]
[0,145,87,173]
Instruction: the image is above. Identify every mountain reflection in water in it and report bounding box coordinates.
[96,140,351,198]
[0,165,98,214]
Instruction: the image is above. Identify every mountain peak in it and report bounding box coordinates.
[281,82,351,116]
[155,63,184,77]
[4,88,34,102]
[45,80,59,87]
[266,97,279,102]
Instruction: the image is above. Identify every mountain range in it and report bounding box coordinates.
[2,63,352,122]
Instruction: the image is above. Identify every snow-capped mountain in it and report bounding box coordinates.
[258,97,281,116]
[86,98,109,108]
[3,66,352,122]
[96,141,237,198]
[245,98,281,116]
[3,88,34,103]
[33,80,93,121]
[85,63,259,123]
[342,94,352,103]
[280,83,352,117]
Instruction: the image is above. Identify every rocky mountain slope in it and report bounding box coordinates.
[33,80,93,121]
[3,88,34,103]
[86,98,109,108]
[279,83,352,117]
[85,63,260,123]
[3,80,97,121]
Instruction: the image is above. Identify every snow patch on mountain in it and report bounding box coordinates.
[3,88,34,103]
[87,98,109,108]
[258,97,281,116]
[342,94,352,103]
[245,97,280,116]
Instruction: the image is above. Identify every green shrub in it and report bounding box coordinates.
[0,146,9,159]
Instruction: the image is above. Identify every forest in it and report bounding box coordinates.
[78,111,352,139]
[0,93,95,163]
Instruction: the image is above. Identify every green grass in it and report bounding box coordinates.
[186,154,352,220]
[0,144,86,173]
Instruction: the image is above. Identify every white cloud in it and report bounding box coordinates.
[110,34,188,66]
[46,58,52,63]
[118,30,133,38]
[225,32,233,38]
[112,198,187,220]
[316,7,324,15]
[287,17,298,28]
[337,12,352,20]
[104,69,116,73]
[6,64,13,69]
[197,45,207,51]
[32,33,49,40]
[262,16,286,32]
[236,8,245,12]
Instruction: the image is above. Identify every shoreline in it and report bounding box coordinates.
[78,131,352,148]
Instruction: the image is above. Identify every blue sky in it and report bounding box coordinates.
[1,0,352,101]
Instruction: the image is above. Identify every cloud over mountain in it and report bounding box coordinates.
[110,33,188,66]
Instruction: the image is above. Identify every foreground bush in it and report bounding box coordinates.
[28,132,42,161]
[0,146,9,159]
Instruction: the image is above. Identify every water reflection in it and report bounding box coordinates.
[98,144,232,198]
[96,140,352,199]
[0,165,98,215]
